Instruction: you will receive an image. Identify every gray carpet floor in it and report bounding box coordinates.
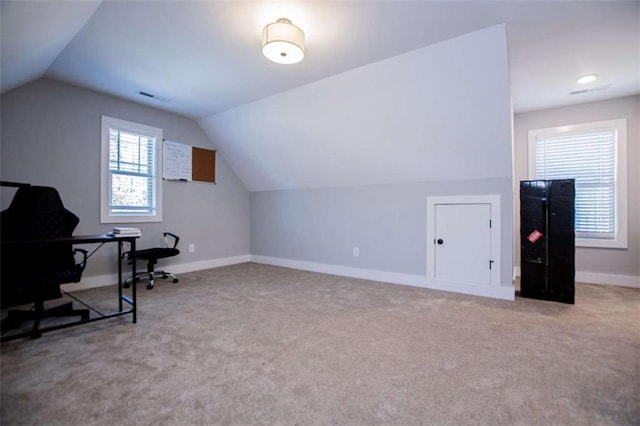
[1,262,639,425]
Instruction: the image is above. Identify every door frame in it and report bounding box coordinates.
[426,194,512,300]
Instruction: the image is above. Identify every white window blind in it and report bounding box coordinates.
[108,128,157,215]
[528,118,628,249]
[533,129,616,239]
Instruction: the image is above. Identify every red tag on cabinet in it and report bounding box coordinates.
[527,230,543,243]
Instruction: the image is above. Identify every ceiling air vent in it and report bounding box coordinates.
[137,90,171,103]
[570,89,589,95]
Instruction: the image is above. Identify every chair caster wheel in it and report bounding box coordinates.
[123,282,131,289]
[146,283,154,290]
[172,278,179,283]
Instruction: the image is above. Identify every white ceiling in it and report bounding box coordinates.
[1,1,638,119]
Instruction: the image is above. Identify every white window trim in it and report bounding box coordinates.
[100,116,163,224]
[527,118,627,249]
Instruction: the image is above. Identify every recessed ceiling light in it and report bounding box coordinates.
[576,74,597,84]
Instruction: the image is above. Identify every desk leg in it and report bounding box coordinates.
[118,241,123,311]
[131,238,137,323]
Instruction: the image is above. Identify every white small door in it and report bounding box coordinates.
[426,195,503,298]
[434,203,491,285]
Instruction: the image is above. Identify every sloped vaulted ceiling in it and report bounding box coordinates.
[0,0,102,93]
[3,2,637,117]
[199,25,513,192]
[2,1,637,193]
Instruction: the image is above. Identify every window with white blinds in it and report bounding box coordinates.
[528,119,628,248]
[101,116,163,223]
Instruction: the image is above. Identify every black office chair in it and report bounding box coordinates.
[1,185,90,338]
[124,232,180,290]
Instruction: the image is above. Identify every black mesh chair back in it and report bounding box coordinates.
[0,186,82,284]
[1,186,86,308]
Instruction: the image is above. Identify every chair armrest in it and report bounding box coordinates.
[73,248,88,273]
[122,249,134,264]
[163,232,179,249]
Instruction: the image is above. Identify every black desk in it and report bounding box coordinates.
[1,233,138,342]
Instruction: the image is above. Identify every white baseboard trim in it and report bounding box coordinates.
[168,255,251,275]
[250,255,425,286]
[575,271,640,288]
[251,255,514,301]
[513,266,640,288]
[61,254,251,292]
[426,279,515,301]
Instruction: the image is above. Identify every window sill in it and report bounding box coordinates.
[577,237,627,249]
[100,215,162,224]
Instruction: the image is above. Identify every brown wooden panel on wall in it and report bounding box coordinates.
[192,147,216,183]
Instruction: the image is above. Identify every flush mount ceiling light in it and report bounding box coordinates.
[262,18,305,64]
[576,74,597,84]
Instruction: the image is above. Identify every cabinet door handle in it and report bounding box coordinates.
[437,239,444,245]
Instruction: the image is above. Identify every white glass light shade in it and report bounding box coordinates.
[576,74,597,84]
[262,18,305,64]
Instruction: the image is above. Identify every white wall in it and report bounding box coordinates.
[217,25,514,298]
[513,95,640,286]
[1,78,251,286]
[200,24,512,192]
[251,178,514,292]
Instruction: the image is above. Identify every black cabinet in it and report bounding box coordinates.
[520,180,575,304]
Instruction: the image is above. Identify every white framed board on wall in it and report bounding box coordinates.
[163,140,216,183]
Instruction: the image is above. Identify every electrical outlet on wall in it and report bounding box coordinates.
[353,247,359,257]
[188,243,195,253]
